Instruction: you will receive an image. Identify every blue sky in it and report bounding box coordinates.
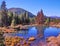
[0,0,60,17]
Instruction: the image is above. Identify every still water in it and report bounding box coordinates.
[4,26,60,39]
[3,26,60,46]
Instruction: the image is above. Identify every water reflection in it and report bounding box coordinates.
[36,26,46,37]
[32,26,47,44]
[44,27,60,38]
[3,26,60,46]
[3,27,37,38]
[3,26,60,39]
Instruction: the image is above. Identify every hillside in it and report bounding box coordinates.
[8,8,35,17]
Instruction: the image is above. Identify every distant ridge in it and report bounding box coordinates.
[8,8,35,17]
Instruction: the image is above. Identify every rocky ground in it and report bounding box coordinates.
[49,22,60,28]
[4,34,60,46]
[4,36,36,46]
[0,24,60,46]
[0,24,38,33]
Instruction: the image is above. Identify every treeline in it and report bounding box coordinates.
[36,9,60,25]
[0,1,35,27]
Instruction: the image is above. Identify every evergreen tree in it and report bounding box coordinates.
[45,17,50,24]
[0,12,3,27]
[18,14,23,24]
[1,1,7,12]
[11,18,16,27]
[8,11,13,25]
[25,12,30,24]
[0,1,8,26]
[36,9,45,24]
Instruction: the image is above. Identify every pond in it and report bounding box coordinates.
[4,26,60,39]
[3,26,60,45]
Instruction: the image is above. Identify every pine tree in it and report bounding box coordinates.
[1,1,7,12]
[0,12,3,27]
[0,1,8,26]
[36,9,45,24]
[18,14,22,24]
[11,18,16,27]
[25,12,30,24]
[8,11,13,25]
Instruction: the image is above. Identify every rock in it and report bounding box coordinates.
[57,34,60,45]
[47,42,58,46]
[28,37,35,41]
[38,34,43,38]
[20,37,24,40]
[23,43,30,46]
[27,41,31,45]
[23,40,26,44]
[46,36,56,42]
[16,43,21,46]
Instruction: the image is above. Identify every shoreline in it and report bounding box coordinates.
[0,24,60,33]
[0,24,60,46]
[49,24,60,28]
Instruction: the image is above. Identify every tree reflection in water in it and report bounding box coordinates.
[31,26,47,45]
[4,26,47,38]
[36,26,46,38]
[3,26,48,46]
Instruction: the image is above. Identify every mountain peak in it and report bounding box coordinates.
[8,8,35,17]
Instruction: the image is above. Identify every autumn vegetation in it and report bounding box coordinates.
[0,1,60,28]
[0,1,60,46]
[0,1,35,27]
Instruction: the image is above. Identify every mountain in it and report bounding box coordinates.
[8,8,35,17]
[49,16,60,19]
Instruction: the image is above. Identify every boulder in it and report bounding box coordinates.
[46,36,58,44]
[28,37,35,41]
